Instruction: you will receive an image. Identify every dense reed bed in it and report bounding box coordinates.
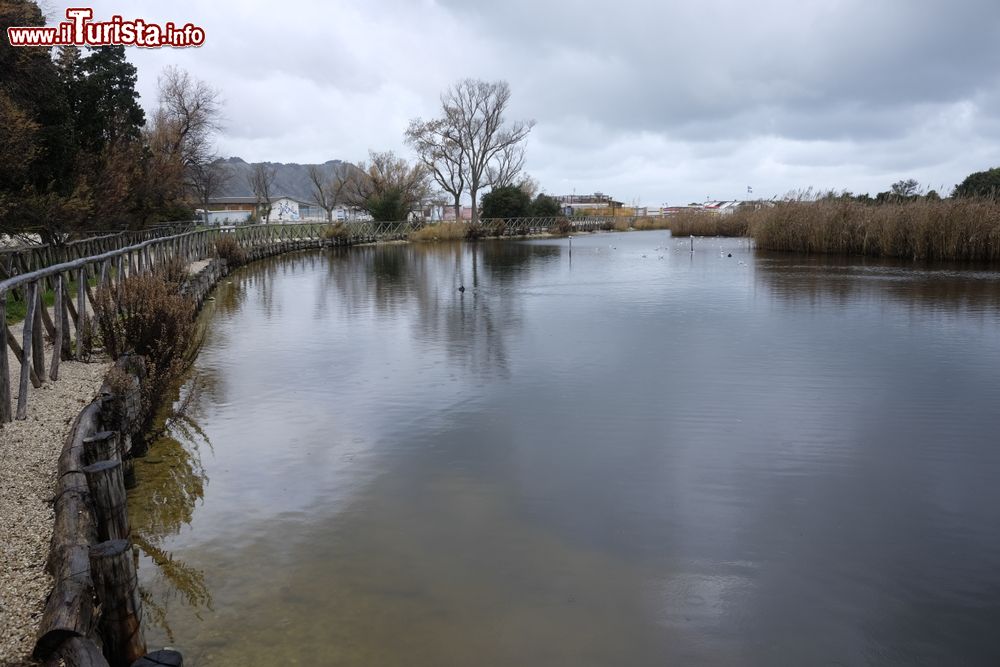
[661,211,750,237]
[744,199,1000,262]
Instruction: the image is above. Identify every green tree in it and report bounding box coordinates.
[0,0,79,240]
[953,167,1000,199]
[531,193,561,217]
[64,46,146,155]
[481,185,531,219]
[890,178,920,198]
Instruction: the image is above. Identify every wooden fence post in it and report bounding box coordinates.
[89,539,146,667]
[16,281,37,419]
[31,281,45,381]
[83,430,120,467]
[0,291,9,423]
[83,460,130,542]
[49,273,62,381]
[77,266,87,360]
[60,276,73,361]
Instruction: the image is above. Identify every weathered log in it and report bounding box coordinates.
[131,649,183,667]
[83,431,120,467]
[33,543,99,659]
[83,460,129,542]
[45,401,100,572]
[89,540,147,667]
[43,636,109,667]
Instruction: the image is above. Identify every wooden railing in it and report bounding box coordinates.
[1,216,625,422]
[0,224,196,283]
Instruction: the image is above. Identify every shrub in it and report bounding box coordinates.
[547,218,573,236]
[322,222,350,241]
[154,254,191,289]
[409,222,466,242]
[214,234,246,266]
[94,272,196,428]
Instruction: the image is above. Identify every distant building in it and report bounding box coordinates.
[203,196,372,223]
[554,192,625,217]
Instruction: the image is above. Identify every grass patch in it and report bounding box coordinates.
[4,273,101,326]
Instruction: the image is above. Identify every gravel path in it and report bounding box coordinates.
[0,326,109,665]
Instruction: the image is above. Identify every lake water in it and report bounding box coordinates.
[130,231,1000,666]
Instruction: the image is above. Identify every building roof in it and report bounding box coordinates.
[207,195,320,206]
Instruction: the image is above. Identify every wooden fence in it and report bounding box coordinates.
[0,216,622,423]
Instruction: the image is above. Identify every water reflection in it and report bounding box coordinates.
[755,250,1000,315]
[131,233,1000,665]
[129,379,215,640]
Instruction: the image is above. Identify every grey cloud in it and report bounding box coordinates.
[80,0,1000,203]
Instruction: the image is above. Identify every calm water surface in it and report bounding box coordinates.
[131,232,1000,665]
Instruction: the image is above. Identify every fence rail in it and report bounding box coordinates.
[1,216,625,422]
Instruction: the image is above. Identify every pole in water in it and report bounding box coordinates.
[690,236,694,252]
[568,235,573,256]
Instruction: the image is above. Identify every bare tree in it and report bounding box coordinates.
[486,141,525,189]
[247,163,277,222]
[307,163,351,222]
[405,118,465,222]
[518,174,540,200]
[188,159,230,225]
[155,66,222,170]
[438,79,533,223]
[344,150,430,221]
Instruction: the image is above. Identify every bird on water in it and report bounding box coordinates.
[458,285,465,293]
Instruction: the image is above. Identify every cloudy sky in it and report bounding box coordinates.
[63,0,1000,205]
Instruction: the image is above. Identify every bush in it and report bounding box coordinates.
[322,222,350,241]
[214,234,246,266]
[547,218,573,236]
[94,272,196,427]
[154,254,190,288]
[532,194,562,217]
[481,185,532,219]
[409,222,466,242]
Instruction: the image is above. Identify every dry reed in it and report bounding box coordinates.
[745,199,1000,261]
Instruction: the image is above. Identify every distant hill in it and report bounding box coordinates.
[214,157,357,203]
